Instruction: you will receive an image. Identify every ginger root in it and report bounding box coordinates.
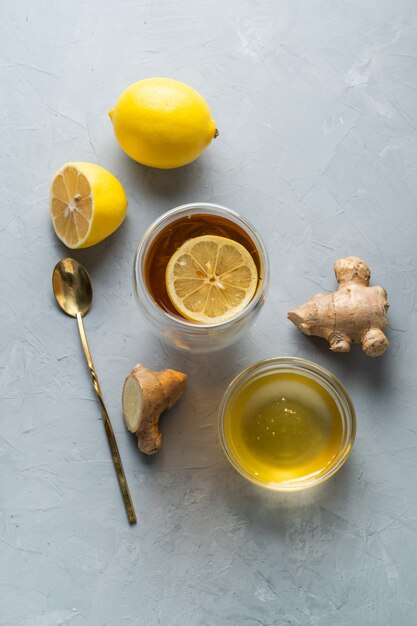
[288,256,389,357]
[122,364,187,454]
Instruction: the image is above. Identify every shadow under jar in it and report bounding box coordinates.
[134,202,269,352]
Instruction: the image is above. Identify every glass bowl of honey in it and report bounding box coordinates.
[219,357,356,491]
[134,203,269,352]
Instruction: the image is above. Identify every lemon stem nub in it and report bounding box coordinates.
[214,128,219,138]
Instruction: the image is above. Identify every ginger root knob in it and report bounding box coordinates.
[288,256,389,357]
[122,364,187,454]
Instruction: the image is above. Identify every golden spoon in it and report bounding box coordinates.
[52,258,137,524]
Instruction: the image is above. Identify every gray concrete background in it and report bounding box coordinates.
[1,1,417,624]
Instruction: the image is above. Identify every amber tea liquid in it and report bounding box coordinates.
[144,213,262,319]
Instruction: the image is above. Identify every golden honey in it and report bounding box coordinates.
[222,369,348,486]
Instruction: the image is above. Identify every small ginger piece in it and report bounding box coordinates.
[288,256,389,357]
[122,364,187,454]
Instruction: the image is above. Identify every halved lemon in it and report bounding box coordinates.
[166,235,258,324]
[50,162,127,249]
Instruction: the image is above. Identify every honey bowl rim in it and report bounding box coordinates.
[218,356,356,492]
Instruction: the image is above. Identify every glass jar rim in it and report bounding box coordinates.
[133,202,270,330]
[218,356,356,491]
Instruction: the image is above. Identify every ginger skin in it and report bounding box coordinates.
[122,364,187,454]
[288,257,389,357]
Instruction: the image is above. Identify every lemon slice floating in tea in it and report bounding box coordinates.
[166,235,258,323]
[50,162,127,249]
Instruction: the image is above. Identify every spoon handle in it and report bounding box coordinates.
[76,312,137,525]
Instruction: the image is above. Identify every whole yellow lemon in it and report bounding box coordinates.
[109,78,218,169]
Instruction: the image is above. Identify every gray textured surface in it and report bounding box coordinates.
[1,1,417,624]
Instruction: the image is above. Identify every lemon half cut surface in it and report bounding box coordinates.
[50,162,127,249]
[166,235,259,324]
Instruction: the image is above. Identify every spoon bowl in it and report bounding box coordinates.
[52,258,92,318]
